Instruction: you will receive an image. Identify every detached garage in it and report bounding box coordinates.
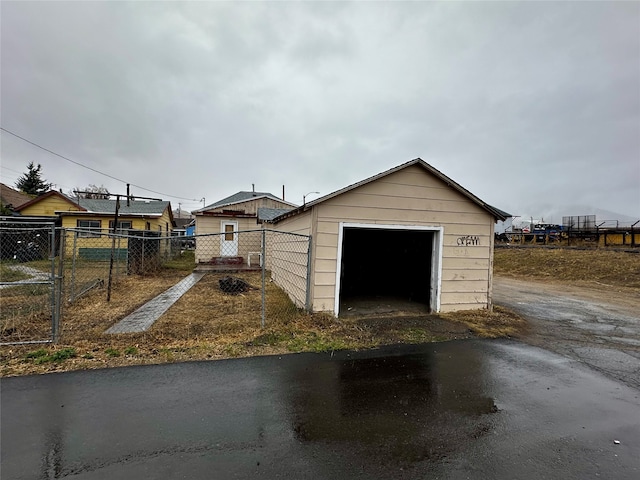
[268,158,508,315]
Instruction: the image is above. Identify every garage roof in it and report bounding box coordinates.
[271,158,510,223]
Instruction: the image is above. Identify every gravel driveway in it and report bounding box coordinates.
[493,276,640,389]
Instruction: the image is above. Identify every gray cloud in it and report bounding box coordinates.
[1,1,638,219]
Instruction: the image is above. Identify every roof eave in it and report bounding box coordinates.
[271,158,510,223]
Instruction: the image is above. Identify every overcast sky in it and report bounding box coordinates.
[1,1,638,221]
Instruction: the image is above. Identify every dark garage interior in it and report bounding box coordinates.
[339,227,434,314]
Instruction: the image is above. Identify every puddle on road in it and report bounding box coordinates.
[287,343,498,464]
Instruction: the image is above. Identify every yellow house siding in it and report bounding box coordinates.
[60,210,172,258]
[20,196,81,217]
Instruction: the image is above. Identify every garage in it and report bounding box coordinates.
[337,224,442,315]
[268,158,508,316]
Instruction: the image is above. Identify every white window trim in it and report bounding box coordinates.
[77,220,102,238]
[334,222,444,316]
[108,220,132,233]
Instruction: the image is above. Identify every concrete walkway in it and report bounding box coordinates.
[0,265,50,290]
[106,272,205,334]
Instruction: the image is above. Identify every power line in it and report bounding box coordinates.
[0,165,25,175]
[1,127,201,202]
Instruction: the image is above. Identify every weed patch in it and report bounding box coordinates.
[24,347,77,364]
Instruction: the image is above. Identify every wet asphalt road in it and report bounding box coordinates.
[2,340,639,479]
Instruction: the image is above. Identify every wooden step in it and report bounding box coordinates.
[208,256,244,265]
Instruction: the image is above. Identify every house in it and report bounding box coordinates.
[0,183,32,214]
[266,158,509,315]
[192,190,296,264]
[17,191,174,233]
[16,191,174,259]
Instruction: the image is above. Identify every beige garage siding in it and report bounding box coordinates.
[310,164,494,313]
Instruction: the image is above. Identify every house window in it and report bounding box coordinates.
[224,224,234,241]
[77,220,101,238]
[146,222,151,230]
[108,220,132,233]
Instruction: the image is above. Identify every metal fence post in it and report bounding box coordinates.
[305,235,312,312]
[48,223,57,341]
[53,230,65,342]
[70,230,78,302]
[261,229,266,328]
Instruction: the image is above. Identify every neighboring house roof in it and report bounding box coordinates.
[257,207,294,222]
[75,198,171,216]
[16,191,173,222]
[174,218,193,229]
[271,158,510,223]
[193,191,297,214]
[0,183,32,210]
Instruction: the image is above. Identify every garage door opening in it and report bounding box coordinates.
[336,224,442,316]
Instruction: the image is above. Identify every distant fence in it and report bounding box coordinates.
[562,215,596,231]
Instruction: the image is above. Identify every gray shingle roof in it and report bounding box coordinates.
[77,198,170,215]
[257,207,293,222]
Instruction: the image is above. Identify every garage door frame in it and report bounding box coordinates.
[334,223,444,316]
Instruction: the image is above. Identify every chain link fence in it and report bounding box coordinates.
[1,221,310,344]
[0,220,61,345]
[63,228,183,303]
[192,229,311,327]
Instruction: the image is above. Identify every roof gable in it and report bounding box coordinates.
[272,158,509,223]
[16,190,85,212]
[193,191,297,214]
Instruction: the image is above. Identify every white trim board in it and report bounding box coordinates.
[334,222,444,316]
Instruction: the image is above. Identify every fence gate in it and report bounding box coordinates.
[0,219,62,345]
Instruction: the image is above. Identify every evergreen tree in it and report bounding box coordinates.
[15,162,52,196]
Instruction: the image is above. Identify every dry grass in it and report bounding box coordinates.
[441,306,528,338]
[0,265,522,376]
[494,246,640,289]
[1,248,549,377]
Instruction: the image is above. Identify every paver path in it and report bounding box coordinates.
[106,272,205,334]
